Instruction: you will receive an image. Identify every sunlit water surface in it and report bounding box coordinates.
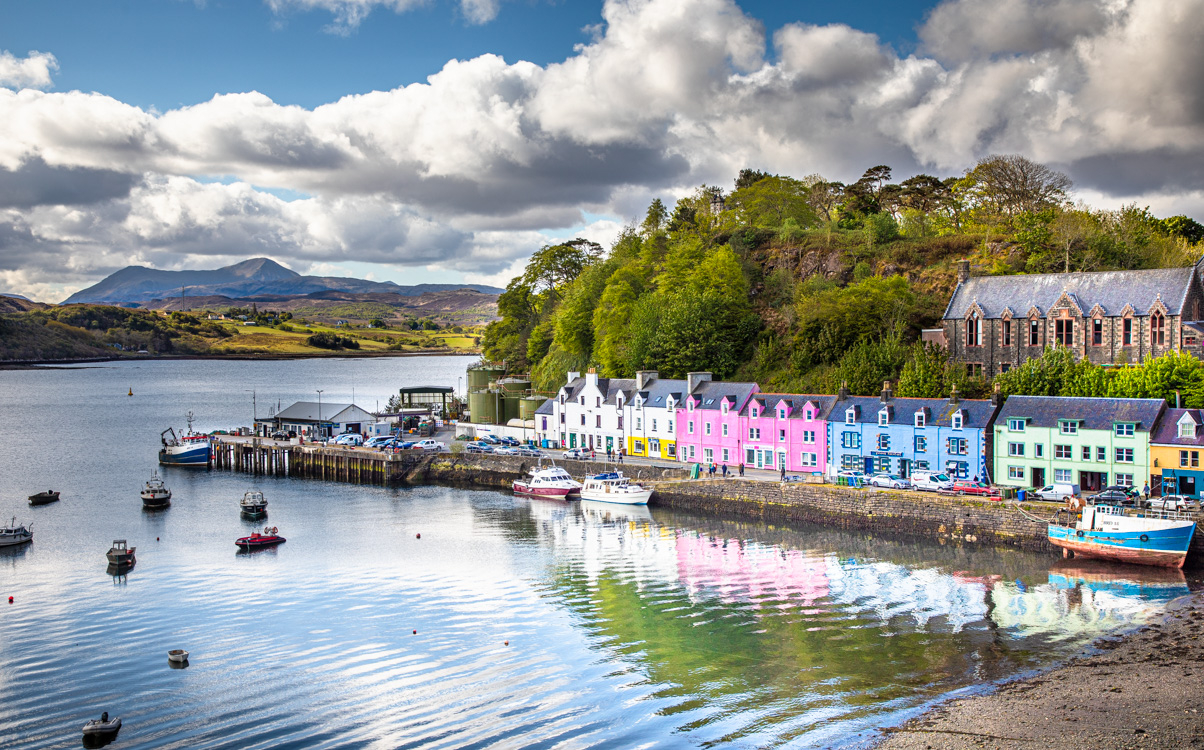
[0,358,1191,748]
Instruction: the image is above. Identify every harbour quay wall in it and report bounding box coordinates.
[648,479,1056,553]
[404,454,689,488]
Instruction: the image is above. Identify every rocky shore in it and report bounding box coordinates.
[876,590,1204,749]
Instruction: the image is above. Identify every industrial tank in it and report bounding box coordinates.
[467,364,506,392]
[498,377,532,394]
[468,389,499,424]
[501,392,522,423]
[518,396,544,421]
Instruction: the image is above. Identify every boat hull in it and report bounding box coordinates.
[141,495,171,509]
[236,536,285,549]
[158,443,211,466]
[0,533,32,547]
[1048,522,1195,569]
[512,482,579,499]
[578,489,652,505]
[28,492,59,506]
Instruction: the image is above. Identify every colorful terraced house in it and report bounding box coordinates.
[674,373,760,467]
[1148,407,1204,498]
[624,371,684,460]
[739,394,839,474]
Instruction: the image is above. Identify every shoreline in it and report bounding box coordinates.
[0,349,480,368]
[874,589,1204,749]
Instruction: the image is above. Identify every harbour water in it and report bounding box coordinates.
[0,357,1194,748]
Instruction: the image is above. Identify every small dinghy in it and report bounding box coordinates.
[105,540,135,565]
[28,490,60,506]
[82,712,121,737]
[167,649,189,663]
[236,526,285,549]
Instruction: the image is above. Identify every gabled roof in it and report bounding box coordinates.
[742,394,838,419]
[535,398,554,415]
[274,401,373,422]
[997,395,1165,431]
[603,379,635,405]
[831,396,997,428]
[633,377,688,409]
[1150,408,1204,446]
[687,380,758,411]
[944,267,1198,320]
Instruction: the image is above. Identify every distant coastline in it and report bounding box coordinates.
[0,348,480,369]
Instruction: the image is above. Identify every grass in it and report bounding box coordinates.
[207,323,479,355]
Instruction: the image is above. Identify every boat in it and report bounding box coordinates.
[513,462,582,499]
[240,490,268,515]
[106,540,136,565]
[158,412,211,467]
[167,649,189,663]
[0,517,33,547]
[1049,501,1197,569]
[236,526,285,549]
[579,471,653,505]
[28,490,60,506]
[140,473,171,508]
[82,713,121,738]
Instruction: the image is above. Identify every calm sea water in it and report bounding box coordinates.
[0,357,1193,749]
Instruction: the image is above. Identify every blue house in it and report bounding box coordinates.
[826,382,1003,481]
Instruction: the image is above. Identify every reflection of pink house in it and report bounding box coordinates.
[675,531,830,606]
[739,394,839,474]
[675,373,759,466]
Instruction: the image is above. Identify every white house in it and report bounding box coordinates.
[258,401,376,439]
[551,369,634,453]
[624,371,684,460]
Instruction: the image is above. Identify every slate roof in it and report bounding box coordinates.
[1150,408,1204,446]
[274,402,372,422]
[535,398,554,415]
[997,395,1165,432]
[603,379,636,405]
[944,266,1197,320]
[830,396,998,429]
[687,380,759,411]
[633,377,687,408]
[741,393,838,419]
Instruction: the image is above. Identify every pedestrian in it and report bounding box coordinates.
[591,448,596,462]
[738,463,744,477]
[709,462,716,478]
[1143,482,1150,501]
[780,463,786,481]
[618,449,624,464]
[721,464,728,478]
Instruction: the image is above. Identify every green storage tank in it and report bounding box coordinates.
[467,364,506,392]
[519,396,543,421]
[498,377,531,394]
[468,389,500,425]
[501,392,522,423]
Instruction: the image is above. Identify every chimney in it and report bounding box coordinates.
[957,259,970,284]
[1176,390,1182,408]
[880,380,893,403]
[949,384,961,406]
[585,368,599,388]
[636,370,658,390]
[837,380,849,400]
[687,371,713,394]
[991,382,1002,407]
[567,370,581,384]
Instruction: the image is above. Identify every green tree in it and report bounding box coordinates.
[727,175,817,229]
[641,198,668,236]
[519,239,602,303]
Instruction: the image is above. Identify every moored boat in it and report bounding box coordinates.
[240,490,268,515]
[28,490,60,506]
[579,472,653,505]
[236,526,285,549]
[513,463,582,499]
[1049,502,1196,569]
[106,540,135,565]
[140,473,171,508]
[82,713,121,738]
[167,649,189,663]
[158,412,211,467]
[0,517,33,547]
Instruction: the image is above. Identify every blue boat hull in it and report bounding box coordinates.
[158,444,211,466]
[1048,522,1195,568]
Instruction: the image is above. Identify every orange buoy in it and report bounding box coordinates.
[412,630,417,634]
[7,596,12,603]
[504,641,509,646]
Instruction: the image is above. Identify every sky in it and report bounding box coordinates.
[1,0,1202,301]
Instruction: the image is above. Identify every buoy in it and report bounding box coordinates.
[156,537,160,541]
[7,596,12,604]
[416,533,421,539]
[413,630,417,634]
[128,388,133,396]
[504,641,509,646]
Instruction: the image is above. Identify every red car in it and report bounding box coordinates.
[951,480,1001,498]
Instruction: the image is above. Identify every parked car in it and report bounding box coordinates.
[563,447,591,460]
[478,435,501,445]
[951,479,1001,498]
[513,447,543,457]
[493,446,520,455]
[1104,485,1141,498]
[465,442,493,454]
[270,430,289,440]
[497,436,520,446]
[910,471,955,492]
[1090,488,1138,505]
[393,441,415,450]
[333,434,363,446]
[413,439,446,451]
[869,474,909,489]
[1027,483,1081,502]
[365,435,395,448]
[1146,494,1197,512]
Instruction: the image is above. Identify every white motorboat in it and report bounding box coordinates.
[240,490,268,514]
[0,517,33,547]
[513,463,582,499]
[141,472,172,508]
[579,472,653,505]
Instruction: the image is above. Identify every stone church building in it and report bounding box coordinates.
[942,260,1204,376]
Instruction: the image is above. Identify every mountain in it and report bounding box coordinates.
[63,258,503,304]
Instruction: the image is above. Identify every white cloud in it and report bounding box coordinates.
[0,50,58,90]
[265,0,499,33]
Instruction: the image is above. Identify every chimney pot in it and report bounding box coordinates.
[957,259,971,284]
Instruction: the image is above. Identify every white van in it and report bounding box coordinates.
[1029,483,1080,501]
[333,433,363,447]
[911,471,954,492]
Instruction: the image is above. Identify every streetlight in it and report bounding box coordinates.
[245,389,257,436]
[316,389,324,440]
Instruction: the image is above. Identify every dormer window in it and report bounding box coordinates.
[914,411,925,428]
[722,402,729,415]
[750,406,758,418]
[952,412,964,430]
[1178,416,1196,439]
[1007,418,1025,432]
[1059,420,1078,435]
[688,400,695,412]
[1114,423,1135,437]
[805,410,812,421]
[778,409,786,419]
[846,408,856,425]
[878,409,889,427]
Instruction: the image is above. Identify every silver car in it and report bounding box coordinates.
[869,473,910,489]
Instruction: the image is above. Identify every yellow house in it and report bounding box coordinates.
[624,372,682,460]
[1150,408,1204,497]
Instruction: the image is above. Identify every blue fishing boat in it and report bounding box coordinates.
[158,412,211,467]
[1049,503,1196,569]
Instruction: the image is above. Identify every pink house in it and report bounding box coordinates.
[739,394,838,474]
[675,373,759,467]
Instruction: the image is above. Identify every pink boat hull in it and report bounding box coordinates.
[512,482,579,499]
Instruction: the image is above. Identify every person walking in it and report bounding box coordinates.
[721,464,728,478]
[618,448,624,464]
[1143,482,1151,502]
[780,463,786,482]
[709,462,716,478]
[738,463,744,477]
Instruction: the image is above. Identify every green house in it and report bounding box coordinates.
[993,396,1166,493]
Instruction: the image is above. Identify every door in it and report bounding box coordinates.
[899,458,911,478]
[1180,475,1197,496]
[863,456,874,474]
[606,436,613,451]
[1031,467,1045,488]
[569,433,577,449]
[778,452,787,471]
[755,450,764,469]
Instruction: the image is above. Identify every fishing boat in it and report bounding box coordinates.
[167,649,189,663]
[106,540,136,565]
[158,412,211,467]
[1049,502,1197,569]
[0,517,33,547]
[140,473,171,508]
[236,526,285,549]
[512,462,582,499]
[82,713,121,738]
[240,490,268,515]
[28,490,60,506]
[579,471,653,505]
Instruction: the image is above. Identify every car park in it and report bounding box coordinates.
[910,471,955,492]
[1027,483,1081,502]
[951,479,1001,498]
[869,474,909,489]
[563,447,591,460]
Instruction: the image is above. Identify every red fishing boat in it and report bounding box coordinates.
[236,526,285,549]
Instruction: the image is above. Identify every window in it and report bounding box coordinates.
[1123,317,1133,345]
[1055,319,1073,346]
[949,437,968,455]
[1007,418,1025,432]
[1009,466,1025,480]
[778,409,786,420]
[560,413,565,424]
[878,434,890,450]
[750,406,758,418]
[765,452,775,467]
[720,401,727,414]
[1114,423,1134,437]
[802,430,816,444]
[1008,442,1025,457]
[876,456,891,472]
[914,412,926,427]
[845,408,856,425]
[805,410,813,421]
[1092,318,1103,345]
[946,461,969,478]
[1000,363,1011,373]
[1034,443,1044,457]
[596,397,601,408]
[668,444,676,458]
[1030,318,1040,345]
[541,417,547,430]
[688,421,694,434]
[967,315,982,347]
[1055,469,1073,483]
[878,409,889,426]
[1115,447,1134,463]
[634,440,645,453]
[965,363,983,378]
[721,423,728,437]
[952,413,964,430]
[596,415,601,428]
[1152,311,1165,345]
[689,445,695,459]
[1194,451,1200,468]
[579,396,584,405]
[1059,421,1078,435]
[1081,446,1091,461]
[668,420,674,433]
[1055,444,1073,459]
[703,448,713,464]
[1180,450,1199,468]
[779,429,786,442]
[1181,421,1197,439]
[704,422,712,435]
[617,416,623,430]
[842,432,861,449]
[842,455,862,470]
[688,400,695,412]
[915,436,927,452]
[800,452,818,467]
[635,418,641,431]
[1002,319,1012,346]
[749,427,761,441]
[580,415,586,426]
[1097,447,1106,462]
[722,448,729,462]
[1116,473,1134,487]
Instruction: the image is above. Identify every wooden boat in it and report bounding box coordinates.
[167,649,189,663]
[236,526,285,549]
[0,517,33,547]
[140,473,171,508]
[28,490,60,506]
[513,463,582,499]
[82,713,121,737]
[105,540,136,565]
[1049,502,1196,569]
[579,472,653,505]
[240,490,268,515]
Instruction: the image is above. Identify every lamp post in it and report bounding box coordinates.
[245,389,257,436]
[316,389,324,440]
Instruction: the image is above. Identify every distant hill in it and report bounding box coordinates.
[64,258,503,304]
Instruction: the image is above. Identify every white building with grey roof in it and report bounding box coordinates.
[551,369,634,453]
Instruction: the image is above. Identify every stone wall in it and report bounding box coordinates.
[405,453,689,488]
